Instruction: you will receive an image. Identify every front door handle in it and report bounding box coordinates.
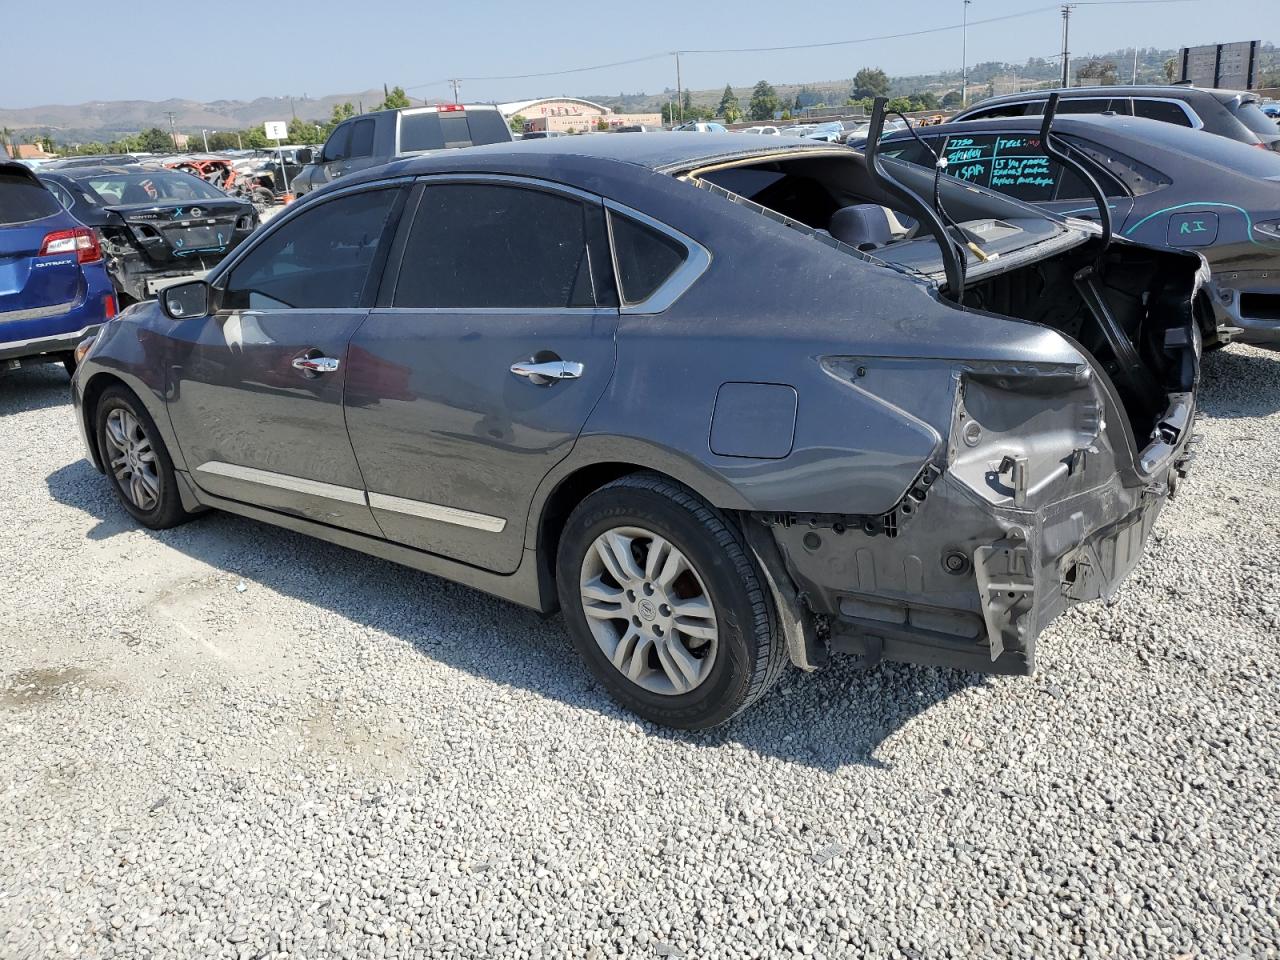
[510,359,584,384]
[292,355,340,374]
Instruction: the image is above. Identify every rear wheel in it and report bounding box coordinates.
[556,473,785,729]
[95,385,193,529]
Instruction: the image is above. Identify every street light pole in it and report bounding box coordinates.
[201,129,209,152]
[961,0,971,108]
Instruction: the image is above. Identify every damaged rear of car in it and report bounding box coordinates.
[672,111,1204,676]
[37,165,258,302]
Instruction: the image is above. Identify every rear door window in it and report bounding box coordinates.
[0,172,63,224]
[1133,99,1195,126]
[1055,98,1120,115]
[348,118,376,158]
[223,187,401,310]
[393,183,599,309]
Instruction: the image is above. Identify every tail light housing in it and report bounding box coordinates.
[103,293,117,319]
[39,227,103,264]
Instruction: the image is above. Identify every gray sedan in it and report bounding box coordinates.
[71,135,1203,728]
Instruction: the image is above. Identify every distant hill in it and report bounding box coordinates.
[0,89,394,143]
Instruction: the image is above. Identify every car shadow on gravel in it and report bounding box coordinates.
[46,458,981,770]
[1198,345,1280,419]
[0,364,74,416]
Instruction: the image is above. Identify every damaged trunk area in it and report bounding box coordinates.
[964,239,1202,466]
[688,149,1202,674]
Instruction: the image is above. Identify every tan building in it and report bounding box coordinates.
[499,97,661,134]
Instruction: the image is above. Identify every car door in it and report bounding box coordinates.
[340,118,378,177]
[317,122,352,186]
[343,177,621,574]
[165,183,407,535]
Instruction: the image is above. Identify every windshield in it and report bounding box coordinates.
[78,171,228,205]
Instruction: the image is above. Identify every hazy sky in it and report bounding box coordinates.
[4,0,1270,108]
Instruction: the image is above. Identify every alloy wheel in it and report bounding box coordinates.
[578,525,719,696]
[103,408,161,512]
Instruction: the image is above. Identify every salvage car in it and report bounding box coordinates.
[879,114,1280,346]
[38,166,259,303]
[953,84,1280,152]
[0,161,115,375]
[71,125,1204,728]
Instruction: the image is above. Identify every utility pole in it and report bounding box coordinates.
[450,79,461,104]
[236,132,242,150]
[960,0,972,108]
[1132,47,1139,83]
[675,52,683,124]
[1059,4,1073,88]
[165,111,179,150]
[201,129,210,152]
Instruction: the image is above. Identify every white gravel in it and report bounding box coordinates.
[1,346,1278,960]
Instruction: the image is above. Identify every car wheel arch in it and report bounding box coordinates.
[80,371,183,474]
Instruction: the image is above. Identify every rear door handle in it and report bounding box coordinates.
[510,359,584,383]
[292,355,340,374]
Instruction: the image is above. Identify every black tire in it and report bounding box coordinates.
[556,472,786,729]
[94,384,193,530]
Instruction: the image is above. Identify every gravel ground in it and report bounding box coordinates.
[1,346,1278,960]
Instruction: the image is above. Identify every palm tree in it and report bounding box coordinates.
[1,128,14,159]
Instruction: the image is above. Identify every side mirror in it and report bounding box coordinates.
[160,280,210,320]
[297,148,314,165]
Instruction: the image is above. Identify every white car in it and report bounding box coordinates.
[673,122,728,133]
[741,125,780,135]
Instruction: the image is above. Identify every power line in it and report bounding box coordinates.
[405,0,1196,93]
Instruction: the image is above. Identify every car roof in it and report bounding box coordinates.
[910,113,1244,154]
[0,160,43,185]
[965,84,1252,109]
[364,132,832,176]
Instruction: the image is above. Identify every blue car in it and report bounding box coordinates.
[1,161,115,375]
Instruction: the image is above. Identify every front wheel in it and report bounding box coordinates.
[95,385,194,529]
[556,473,786,729]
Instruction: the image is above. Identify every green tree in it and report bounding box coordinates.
[320,102,357,138]
[717,84,741,123]
[240,127,270,149]
[1,127,15,158]
[747,80,780,121]
[1077,58,1118,85]
[681,89,693,121]
[1163,56,1180,83]
[508,114,526,134]
[596,117,610,131]
[375,85,411,111]
[137,127,175,152]
[851,67,890,100]
[941,90,963,108]
[286,118,325,144]
[792,94,803,112]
